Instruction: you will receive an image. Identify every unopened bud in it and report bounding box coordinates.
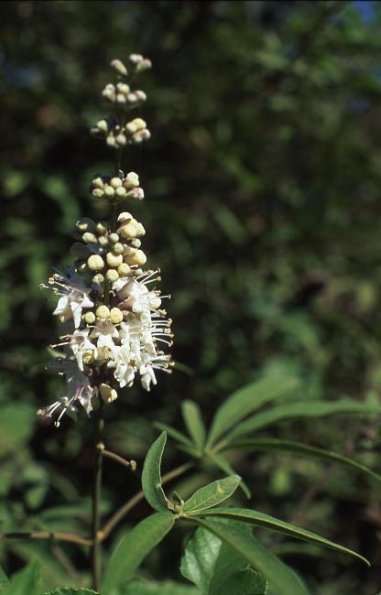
[106,269,119,282]
[136,58,152,72]
[110,307,123,324]
[106,252,123,268]
[112,242,124,255]
[117,211,133,223]
[124,172,139,189]
[82,232,98,244]
[96,119,109,133]
[87,254,105,271]
[109,232,119,243]
[116,133,127,146]
[127,249,147,266]
[118,263,130,276]
[116,186,127,198]
[96,305,110,320]
[111,59,128,76]
[110,177,122,189]
[92,273,104,284]
[98,235,109,247]
[104,186,115,197]
[99,383,118,403]
[84,311,96,324]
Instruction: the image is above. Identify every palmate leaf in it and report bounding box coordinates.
[180,525,267,595]
[102,512,175,595]
[195,508,369,565]
[226,399,381,441]
[227,438,381,484]
[183,475,241,515]
[181,401,206,450]
[142,432,168,512]
[207,374,299,447]
[195,519,310,595]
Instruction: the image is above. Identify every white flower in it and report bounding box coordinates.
[70,329,97,370]
[46,269,94,328]
[37,361,98,426]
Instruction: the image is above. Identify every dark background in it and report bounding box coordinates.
[1,1,381,593]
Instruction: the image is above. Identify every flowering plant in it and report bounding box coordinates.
[1,56,380,595]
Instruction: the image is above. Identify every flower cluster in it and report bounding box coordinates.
[91,56,152,149]
[38,56,173,427]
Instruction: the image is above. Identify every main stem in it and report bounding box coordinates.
[91,401,105,591]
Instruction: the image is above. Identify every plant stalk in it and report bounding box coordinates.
[91,401,105,591]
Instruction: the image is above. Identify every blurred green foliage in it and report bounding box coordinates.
[1,1,381,593]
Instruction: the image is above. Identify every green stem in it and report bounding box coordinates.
[91,401,105,591]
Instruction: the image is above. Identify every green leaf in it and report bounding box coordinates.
[180,526,267,594]
[181,401,206,450]
[122,579,200,594]
[142,432,169,511]
[0,404,35,452]
[204,450,251,498]
[43,590,99,595]
[0,566,9,589]
[183,475,241,515]
[154,422,194,449]
[207,374,299,447]
[2,563,40,595]
[227,399,381,441]
[197,508,369,565]
[228,438,381,483]
[195,519,310,595]
[102,512,175,595]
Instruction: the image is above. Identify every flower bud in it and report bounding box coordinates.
[106,269,119,282]
[117,263,130,276]
[136,58,152,72]
[126,249,147,266]
[92,273,104,284]
[106,252,123,267]
[126,118,146,134]
[127,187,144,200]
[92,188,104,198]
[116,82,130,94]
[96,119,109,133]
[124,172,139,189]
[110,307,123,324]
[76,218,96,232]
[117,212,133,223]
[92,176,105,188]
[87,254,105,271]
[97,222,107,234]
[112,242,124,255]
[110,177,122,189]
[115,133,127,146]
[116,186,127,198]
[82,232,98,244]
[102,83,116,101]
[84,311,96,324]
[109,232,119,243]
[110,59,128,76]
[96,305,110,319]
[98,235,109,247]
[104,186,115,198]
[129,53,144,64]
[118,219,145,239]
[99,383,118,403]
